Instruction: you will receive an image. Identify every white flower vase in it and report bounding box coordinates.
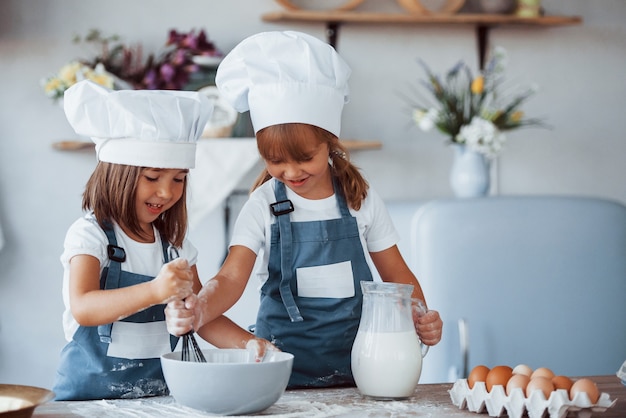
[449,144,490,198]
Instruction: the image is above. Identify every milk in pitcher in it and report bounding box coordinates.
[351,281,427,399]
[351,329,422,399]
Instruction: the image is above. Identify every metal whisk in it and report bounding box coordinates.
[168,245,206,363]
[181,330,206,362]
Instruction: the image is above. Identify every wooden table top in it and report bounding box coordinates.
[33,375,624,417]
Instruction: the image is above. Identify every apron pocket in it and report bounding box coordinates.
[296,261,355,298]
[106,321,171,359]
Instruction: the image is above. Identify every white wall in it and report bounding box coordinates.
[1,0,625,389]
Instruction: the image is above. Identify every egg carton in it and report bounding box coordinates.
[449,379,616,418]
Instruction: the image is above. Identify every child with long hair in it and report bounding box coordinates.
[165,31,443,388]
[53,81,274,400]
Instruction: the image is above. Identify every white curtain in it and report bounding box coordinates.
[187,138,259,229]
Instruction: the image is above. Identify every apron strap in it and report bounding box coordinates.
[272,180,304,322]
[98,222,178,349]
[164,241,180,351]
[98,221,123,343]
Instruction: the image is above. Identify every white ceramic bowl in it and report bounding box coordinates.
[161,349,293,415]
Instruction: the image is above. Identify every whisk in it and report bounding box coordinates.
[181,330,206,362]
[168,245,206,363]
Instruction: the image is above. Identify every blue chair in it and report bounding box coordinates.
[409,196,626,383]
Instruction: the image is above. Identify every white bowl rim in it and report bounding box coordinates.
[161,348,294,364]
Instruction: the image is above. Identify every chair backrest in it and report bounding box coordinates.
[410,196,626,383]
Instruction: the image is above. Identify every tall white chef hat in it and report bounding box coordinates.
[63,80,213,169]
[215,30,351,137]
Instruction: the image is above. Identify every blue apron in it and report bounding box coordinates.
[254,179,374,388]
[53,223,178,400]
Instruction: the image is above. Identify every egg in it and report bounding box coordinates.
[570,378,600,404]
[467,365,490,389]
[530,367,555,380]
[512,364,533,377]
[506,373,530,395]
[552,375,574,392]
[485,365,513,392]
[526,376,555,399]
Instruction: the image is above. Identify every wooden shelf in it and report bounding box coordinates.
[262,10,582,68]
[262,10,582,26]
[52,140,94,151]
[341,139,382,151]
[52,139,382,152]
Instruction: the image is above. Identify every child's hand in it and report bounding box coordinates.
[152,258,194,304]
[165,294,197,336]
[245,337,280,362]
[415,309,443,346]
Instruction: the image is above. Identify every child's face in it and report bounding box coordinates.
[264,132,332,200]
[135,168,188,230]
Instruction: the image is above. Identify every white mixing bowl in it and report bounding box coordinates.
[161,349,293,415]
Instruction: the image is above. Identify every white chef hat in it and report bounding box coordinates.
[63,80,213,169]
[215,31,351,137]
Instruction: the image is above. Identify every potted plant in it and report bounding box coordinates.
[41,28,222,103]
[410,47,545,197]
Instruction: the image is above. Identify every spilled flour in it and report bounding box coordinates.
[65,387,459,417]
[68,397,351,417]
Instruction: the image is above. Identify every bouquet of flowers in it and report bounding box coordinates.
[42,28,222,102]
[411,47,545,158]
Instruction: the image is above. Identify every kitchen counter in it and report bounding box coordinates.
[33,375,624,417]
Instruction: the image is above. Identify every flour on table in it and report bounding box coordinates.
[68,397,351,418]
[67,389,455,417]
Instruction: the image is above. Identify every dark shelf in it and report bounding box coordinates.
[262,10,582,68]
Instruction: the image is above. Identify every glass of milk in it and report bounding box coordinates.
[351,281,427,399]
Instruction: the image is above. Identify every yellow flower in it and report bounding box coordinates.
[471,75,484,94]
[88,63,115,89]
[57,61,83,85]
[87,72,114,89]
[43,77,64,95]
[510,111,524,122]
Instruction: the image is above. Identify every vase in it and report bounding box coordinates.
[449,144,490,198]
[515,0,542,17]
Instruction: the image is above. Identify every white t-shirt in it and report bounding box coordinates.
[60,213,198,341]
[230,180,399,287]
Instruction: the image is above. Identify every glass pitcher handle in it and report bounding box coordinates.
[411,298,430,358]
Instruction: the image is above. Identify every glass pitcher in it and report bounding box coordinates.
[351,281,429,399]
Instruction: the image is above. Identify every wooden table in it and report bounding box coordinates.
[33,375,624,417]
